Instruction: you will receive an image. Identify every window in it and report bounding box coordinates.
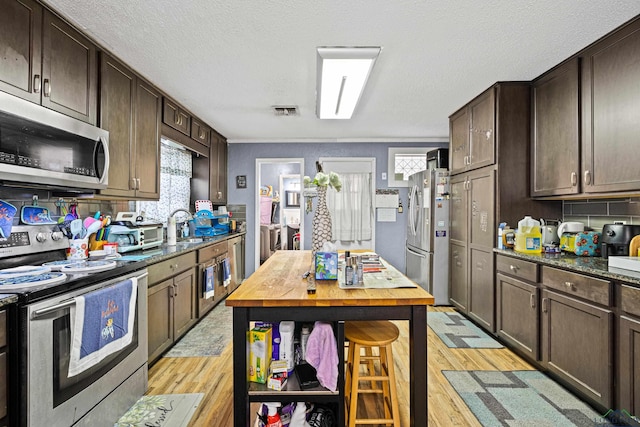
[387,146,444,187]
[138,138,192,223]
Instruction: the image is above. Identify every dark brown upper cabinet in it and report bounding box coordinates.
[581,18,640,194]
[162,97,190,136]
[531,58,580,197]
[190,117,211,147]
[449,87,496,175]
[99,53,161,199]
[0,0,97,124]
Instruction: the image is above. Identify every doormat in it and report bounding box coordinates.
[164,301,232,357]
[115,393,203,427]
[427,312,503,348]
[443,370,605,426]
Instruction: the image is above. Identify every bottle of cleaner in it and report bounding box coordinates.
[264,402,282,427]
[278,321,295,374]
[300,325,311,361]
[515,216,542,253]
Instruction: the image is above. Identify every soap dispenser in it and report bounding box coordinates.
[181,221,189,238]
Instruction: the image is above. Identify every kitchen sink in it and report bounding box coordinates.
[176,238,203,248]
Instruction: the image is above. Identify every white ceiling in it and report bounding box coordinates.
[42,0,640,143]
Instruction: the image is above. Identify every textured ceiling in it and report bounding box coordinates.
[42,0,640,143]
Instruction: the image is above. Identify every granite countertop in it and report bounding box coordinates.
[140,231,246,266]
[494,248,640,286]
[0,294,19,308]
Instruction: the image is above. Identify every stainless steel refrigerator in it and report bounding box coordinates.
[406,168,450,305]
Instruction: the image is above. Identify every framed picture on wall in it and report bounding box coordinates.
[236,175,247,189]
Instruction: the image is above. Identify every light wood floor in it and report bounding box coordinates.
[147,306,536,426]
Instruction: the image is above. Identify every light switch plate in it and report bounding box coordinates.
[382,172,387,180]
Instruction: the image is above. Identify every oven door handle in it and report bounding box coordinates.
[31,271,148,319]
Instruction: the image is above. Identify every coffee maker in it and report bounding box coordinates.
[601,223,640,258]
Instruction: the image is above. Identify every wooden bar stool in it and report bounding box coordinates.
[344,320,400,426]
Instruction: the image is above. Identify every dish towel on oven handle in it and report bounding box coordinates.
[222,257,231,287]
[68,277,137,377]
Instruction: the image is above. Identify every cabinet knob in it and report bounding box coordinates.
[564,281,576,291]
[509,265,519,273]
[485,129,492,140]
[570,172,577,186]
[584,170,591,186]
[542,297,548,313]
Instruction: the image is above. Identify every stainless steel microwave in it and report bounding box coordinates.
[0,92,109,190]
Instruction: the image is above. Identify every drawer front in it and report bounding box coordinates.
[621,284,640,317]
[149,252,197,284]
[496,254,538,282]
[541,266,611,306]
[198,242,227,262]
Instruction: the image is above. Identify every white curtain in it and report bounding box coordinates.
[326,173,373,241]
[138,141,192,224]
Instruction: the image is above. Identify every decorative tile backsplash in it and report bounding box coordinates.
[563,198,640,231]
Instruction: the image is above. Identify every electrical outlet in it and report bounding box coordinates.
[382,172,387,180]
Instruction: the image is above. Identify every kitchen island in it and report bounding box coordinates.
[226,250,434,426]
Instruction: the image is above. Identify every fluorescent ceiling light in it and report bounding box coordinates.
[316,47,381,119]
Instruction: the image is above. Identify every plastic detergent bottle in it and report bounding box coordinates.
[264,402,282,427]
[515,216,542,253]
[278,321,295,373]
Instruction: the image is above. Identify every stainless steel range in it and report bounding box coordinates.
[0,225,148,426]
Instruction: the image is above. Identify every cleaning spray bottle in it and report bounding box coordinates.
[264,402,282,427]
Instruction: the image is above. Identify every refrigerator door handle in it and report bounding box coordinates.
[409,185,418,236]
[406,247,427,258]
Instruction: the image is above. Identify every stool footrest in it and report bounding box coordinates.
[358,375,390,381]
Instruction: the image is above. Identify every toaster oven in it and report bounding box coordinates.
[107,223,164,253]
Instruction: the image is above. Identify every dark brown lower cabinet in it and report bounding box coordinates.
[147,253,198,365]
[468,247,494,331]
[541,289,613,409]
[619,315,640,415]
[496,273,539,361]
[449,242,468,311]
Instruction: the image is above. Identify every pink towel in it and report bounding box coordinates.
[304,321,339,391]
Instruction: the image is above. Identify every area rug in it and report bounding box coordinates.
[164,301,232,357]
[443,370,603,426]
[427,312,503,348]
[115,393,204,427]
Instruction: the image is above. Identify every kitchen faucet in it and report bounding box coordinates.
[168,208,193,240]
[169,208,193,220]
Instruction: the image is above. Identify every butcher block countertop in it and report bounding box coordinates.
[226,250,435,308]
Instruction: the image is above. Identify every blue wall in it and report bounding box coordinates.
[227,141,447,276]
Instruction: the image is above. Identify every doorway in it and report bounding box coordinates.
[255,158,304,268]
[320,157,376,251]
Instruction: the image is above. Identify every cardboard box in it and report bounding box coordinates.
[248,326,272,384]
[315,251,338,280]
[267,372,288,391]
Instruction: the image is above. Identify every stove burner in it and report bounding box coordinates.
[0,271,67,290]
[0,265,51,278]
[59,260,117,274]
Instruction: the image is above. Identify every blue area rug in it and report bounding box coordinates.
[443,370,603,426]
[427,312,503,348]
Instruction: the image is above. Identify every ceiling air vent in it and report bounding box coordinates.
[272,106,298,116]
